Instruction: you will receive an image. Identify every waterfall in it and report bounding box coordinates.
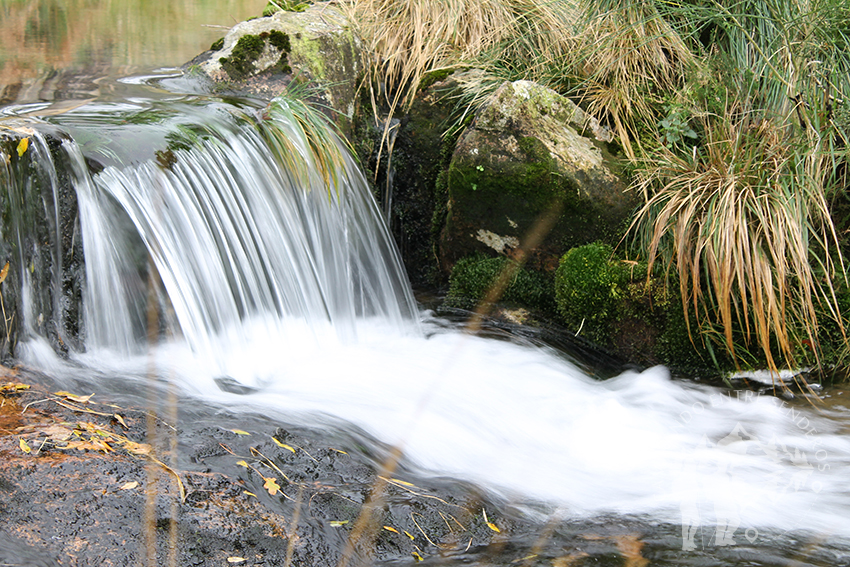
[55,97,418,364]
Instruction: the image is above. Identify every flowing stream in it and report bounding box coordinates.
[2,9,850,557]
[4,82,850,564]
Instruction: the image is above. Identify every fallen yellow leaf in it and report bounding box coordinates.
[404,531,415,540]
[0,262,8,285]
[329,520,349,527]
[227,557,245,564]
[236,460,250,468]
[272,437,295,452]
[17,138,29,157]
[230,429,250,435]
[114,414,128,428]
[19,438,31,454]
[244,491,257,498]
[0,382,29,394]
[482,509,500,533]
[383,526,399,534]
[412,552,423,562]
[263,477,280,496]
[120,481,139,490]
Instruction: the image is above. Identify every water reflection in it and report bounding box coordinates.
[0,0,266,105]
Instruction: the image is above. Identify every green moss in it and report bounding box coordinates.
[445,255,554,313]
[419,68,455,91]
[219,34,265,80]
[218,31,291,81]
[267,29,290,52]
[263,0,312,15]
[554,243,626,343]
[210,37,224,52]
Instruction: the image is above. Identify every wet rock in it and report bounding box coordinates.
[190,2,365,135]
[0,124,85,360]
[0,370,550,566]
[438,80,638,275]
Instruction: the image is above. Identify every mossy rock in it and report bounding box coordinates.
[553,243,725,372]
[438,80,638,276]
[445,254,554,314]
[193,2,364,135]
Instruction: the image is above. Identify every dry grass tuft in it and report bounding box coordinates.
[630,109,844,372]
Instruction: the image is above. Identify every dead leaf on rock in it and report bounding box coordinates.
[120,481,139,490]
[263,477,280,496]
[55,391,95,404]
[227,557,245,564]
[1,382,29,395]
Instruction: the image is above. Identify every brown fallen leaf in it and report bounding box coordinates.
[0,262,8,285]
[55,391,95,404]
[123,440,152,456]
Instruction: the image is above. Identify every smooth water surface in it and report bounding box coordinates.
[0,0,266,106]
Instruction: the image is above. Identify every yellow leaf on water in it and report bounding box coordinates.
[329,520,349,527]
[236,460,250,468]
[404,531,415,540]
[230,429,250,435]
[412,552,423,562]
[0,262,8,285]
[332,448,348,455]
[114,414,128,428]
[17,138,29,157]
[19,438,31,454]
[383,526,399,534]
[263,477,280,495]
[227,557,245,564]
[243,491,257,498]
[272,437,295,452]
[120,481,139,490]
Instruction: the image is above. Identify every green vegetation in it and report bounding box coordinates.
[350,0,850,378]
[446,255,554,313]
[219,31,292,81]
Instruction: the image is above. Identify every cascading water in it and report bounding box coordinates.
[6,92,850,553]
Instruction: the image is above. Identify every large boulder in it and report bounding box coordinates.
[438,80,637,274]
[190,2,365,135]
